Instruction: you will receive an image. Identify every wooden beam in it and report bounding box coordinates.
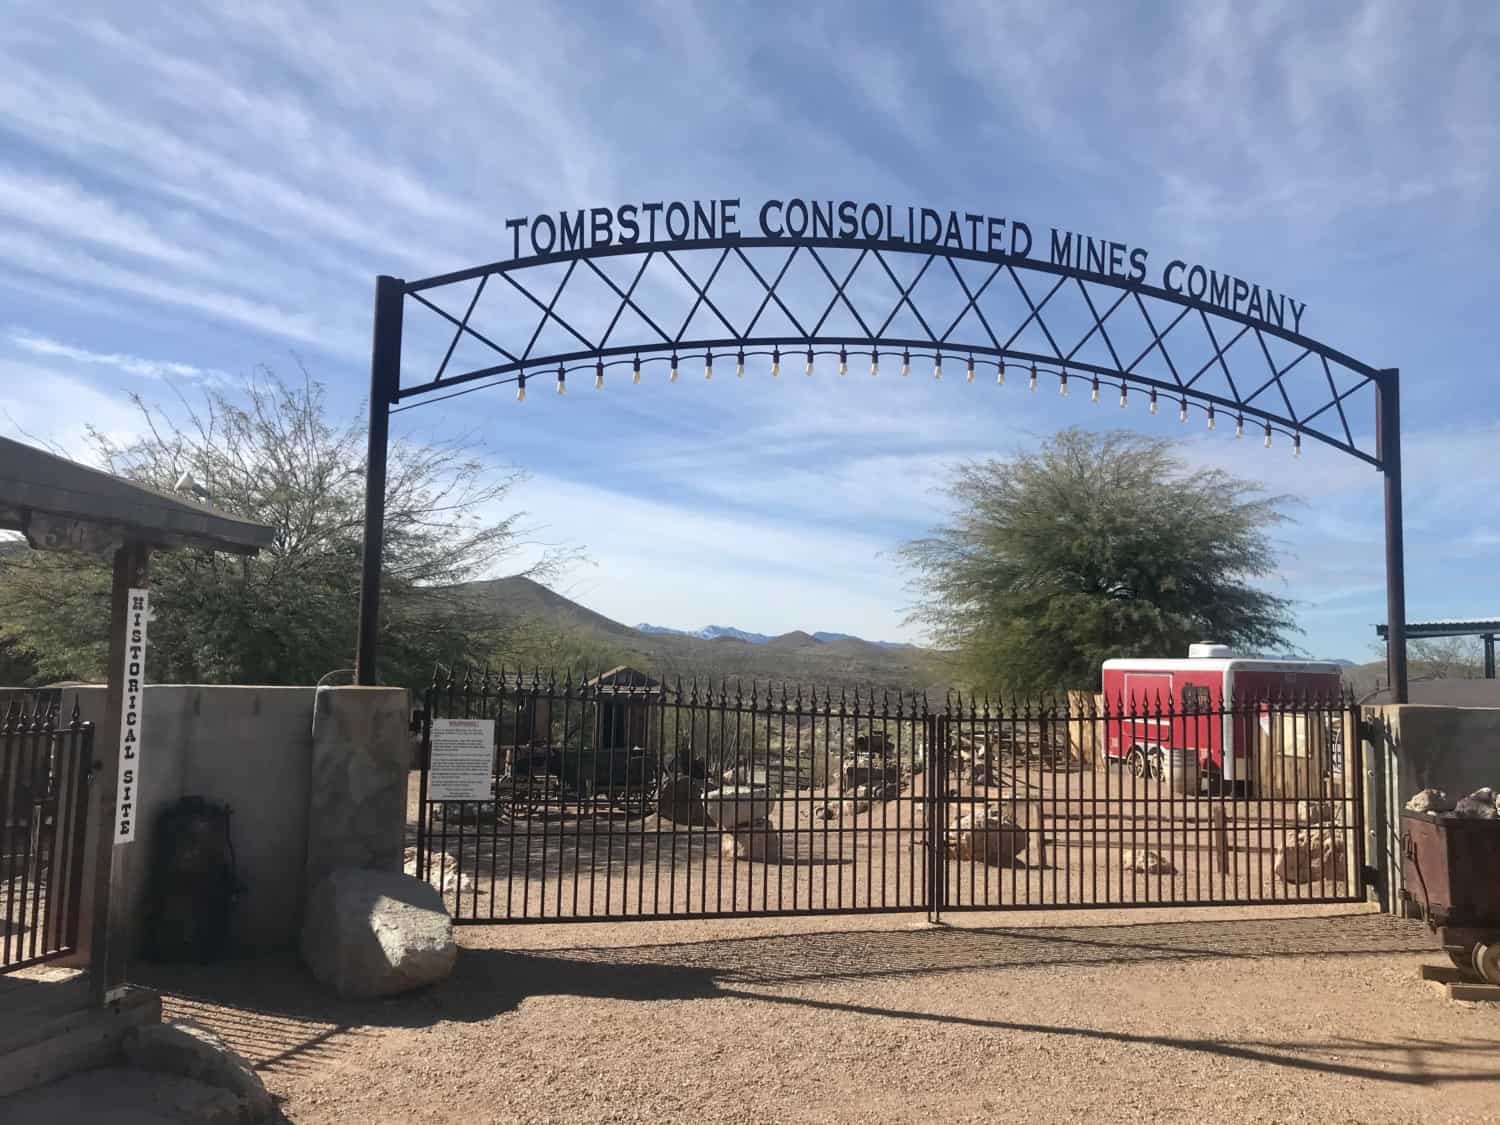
[87,541,150,1007]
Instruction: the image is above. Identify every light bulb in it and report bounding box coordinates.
[805,348,814,376]
[1293,434,1302,458]
[838,348,847,376]
[516,373,526,402]
[1235,415,1244,438]
[736,351,745,377]
[1090,378,1100,403]
[595,361,604,390]
[556,366,566,395]
[901,350,910,377]
[1028,364,1037,392]
[1178,399,1187,423]
[1207,406,1215,430]
[1059,373,1068,396]
[996,363,1005,386]
[1119,384,1128,408]
[632,356,641,384]
[1149,388,1158,415]
[771,347,780,377]
[871,350,879,377]
[934,353,942,380]
[1263,423,1272,448]
[966,356,975,383]
[705,351,713,380]
[670,353,679,382]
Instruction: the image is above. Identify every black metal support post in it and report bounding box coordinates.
[1377,369,1408,704]
[1484,635,1496,680]
[355,275,405,686]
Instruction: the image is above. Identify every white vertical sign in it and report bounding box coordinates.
[114,587,149,845]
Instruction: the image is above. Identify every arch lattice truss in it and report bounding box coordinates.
[392,238,1387,466]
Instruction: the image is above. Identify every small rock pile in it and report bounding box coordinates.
[1405,786,1499,819]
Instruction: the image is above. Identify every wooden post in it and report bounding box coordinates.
[1212,804,1229,875]
[1029,799,1047,869]
[87,541,150,1007]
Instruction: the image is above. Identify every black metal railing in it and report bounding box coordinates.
[413,668,1364,923]
[1,698,93,972]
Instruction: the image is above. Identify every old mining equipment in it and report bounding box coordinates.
[1401,809,1500,984]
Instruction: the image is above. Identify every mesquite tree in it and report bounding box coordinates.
[901,427,1296,693]
[0,370,549,688]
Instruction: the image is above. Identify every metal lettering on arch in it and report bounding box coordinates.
[354,197,1409,699]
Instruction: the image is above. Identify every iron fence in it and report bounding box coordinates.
[413,669,1364,923]
[2,698,92,971]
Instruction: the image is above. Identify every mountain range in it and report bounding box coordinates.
[635,623,915,649]
[454,576,949,692]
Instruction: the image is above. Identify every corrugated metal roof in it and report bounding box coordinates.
[0,436,274,554]
[1375,619,1500,638]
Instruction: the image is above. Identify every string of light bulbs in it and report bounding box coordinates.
[399,345,1310,455]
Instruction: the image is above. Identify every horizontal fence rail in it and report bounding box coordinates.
[413,669,1364,923]
[1,698,93,972]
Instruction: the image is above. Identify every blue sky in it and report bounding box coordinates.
[1,2,1497,660]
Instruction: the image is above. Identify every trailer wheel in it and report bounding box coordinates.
[1126,747,1148,779]
[1475,942,1500,986]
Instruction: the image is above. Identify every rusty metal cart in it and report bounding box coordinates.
[1401,809,1500,984]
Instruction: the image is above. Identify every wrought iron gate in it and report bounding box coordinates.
[2,698,93,971]
[414,669,1365,923]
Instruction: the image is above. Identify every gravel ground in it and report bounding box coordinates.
[136,904,1500,1125]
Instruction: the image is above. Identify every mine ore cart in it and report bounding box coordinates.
[1401,809,1500,984]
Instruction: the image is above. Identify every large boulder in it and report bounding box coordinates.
[704,786,771,827]
[301,868,457,999]
[123,1018,274,1123]
[720,818,782,863]
[655,776,711,825]
[946,805,1027,867]
[1273,828,1347,885]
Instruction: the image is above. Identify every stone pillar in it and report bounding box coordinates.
[305,687,411,888]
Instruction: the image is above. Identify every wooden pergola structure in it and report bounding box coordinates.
[0,436,272,1005]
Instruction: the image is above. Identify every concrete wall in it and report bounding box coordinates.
[5,683,408,959]
[1362,704,1500,913]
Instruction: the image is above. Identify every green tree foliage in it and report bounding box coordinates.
[900,428,1296,693]
[0,372,543,689]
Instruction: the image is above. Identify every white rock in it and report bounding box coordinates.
[1296,799,1339,825]
[1273,828,1347,885]
[1123,849,1176,875]
[123,1018,274,1123]
[720,819,782,863]
[1405,788,1454,814]
[301,867,457,1000]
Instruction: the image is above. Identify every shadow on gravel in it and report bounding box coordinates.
[136,912,1481,1088]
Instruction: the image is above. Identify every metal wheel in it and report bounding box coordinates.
[1474,942,1500,986]
[1146,748,1165,781]
[1127,748,1148,779]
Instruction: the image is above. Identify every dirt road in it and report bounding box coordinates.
[138,906,1500,1124]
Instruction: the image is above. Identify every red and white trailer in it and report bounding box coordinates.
[1100,644,1343,791]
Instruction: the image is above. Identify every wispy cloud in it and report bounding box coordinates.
[7,330,227,382]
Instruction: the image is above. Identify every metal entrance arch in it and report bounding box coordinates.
[354,211,1408,700]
